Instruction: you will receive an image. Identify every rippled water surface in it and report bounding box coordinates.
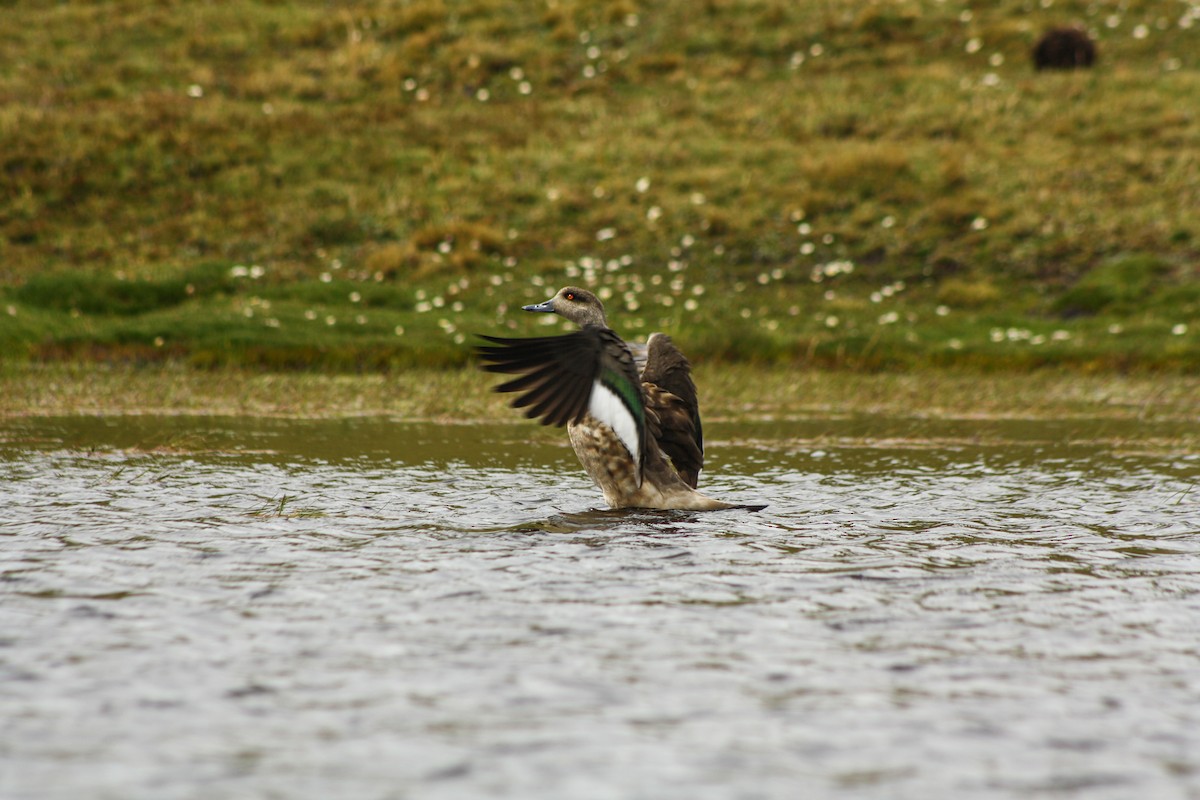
[2,415,1199,800]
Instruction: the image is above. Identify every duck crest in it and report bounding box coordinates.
[476,285,763,512]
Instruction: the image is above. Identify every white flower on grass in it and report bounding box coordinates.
[636,177,651,193]
[596,227,616,241]
[187,84,204,98]
[1172,323,1188,335]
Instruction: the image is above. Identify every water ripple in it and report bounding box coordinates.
[1,417,1198,799]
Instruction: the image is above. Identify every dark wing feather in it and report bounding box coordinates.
[476,332,602,427]
[639,333,704,488]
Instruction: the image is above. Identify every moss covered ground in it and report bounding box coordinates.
[1,0,1197,374]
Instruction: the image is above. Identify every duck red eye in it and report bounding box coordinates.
[566,293,576,301]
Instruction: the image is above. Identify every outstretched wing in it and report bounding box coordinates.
[639,332,703,488]
[476,329,647,483]
[476,332,599,426]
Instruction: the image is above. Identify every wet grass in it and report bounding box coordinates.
[0,0,1197,372]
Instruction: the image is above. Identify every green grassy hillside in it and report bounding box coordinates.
[1,0,1197,371]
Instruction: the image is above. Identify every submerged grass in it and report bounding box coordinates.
[0,0,1197,372]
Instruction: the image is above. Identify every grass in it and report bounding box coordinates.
[0,0,1197,372]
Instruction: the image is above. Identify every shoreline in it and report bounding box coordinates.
[2,363,1197,424]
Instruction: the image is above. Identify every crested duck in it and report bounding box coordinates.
[477,286,757,511]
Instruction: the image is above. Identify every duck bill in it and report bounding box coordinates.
[522,298,556,313]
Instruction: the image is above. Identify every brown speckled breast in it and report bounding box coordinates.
[568,414,733,510]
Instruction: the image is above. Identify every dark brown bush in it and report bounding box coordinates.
[1033,26,1097,70]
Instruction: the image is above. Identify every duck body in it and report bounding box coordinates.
[477,286,750,511]
[567,411,728,510]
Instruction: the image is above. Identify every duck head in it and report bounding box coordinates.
[523,286,609,328]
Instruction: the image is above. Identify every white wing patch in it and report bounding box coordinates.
[588,380,641,484]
